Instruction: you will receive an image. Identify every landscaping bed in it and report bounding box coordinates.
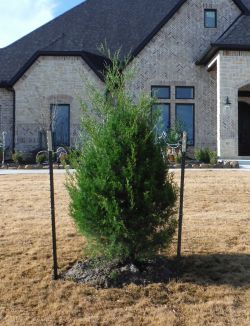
[170,160,240,169]
[0,160,240,170]
[0,163,70,170]
[63,256,177,288]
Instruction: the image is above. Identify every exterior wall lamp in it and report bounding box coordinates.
[224,96,231,109]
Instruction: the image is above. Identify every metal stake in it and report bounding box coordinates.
[177,131,187,258]
[47,130,58,280]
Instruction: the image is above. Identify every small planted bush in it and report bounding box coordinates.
[36,153,47,165]
[175,153,182,164]
[67,56,178,263]
[35,150,49,165]
[12,151,23,164]
[209,151,217,165]
[195,148,217,164]
[59,153,69,166]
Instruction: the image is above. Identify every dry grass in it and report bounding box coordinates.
[0,171,249,326]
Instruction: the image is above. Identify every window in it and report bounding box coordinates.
[176,87,194,99]
[151,86,170,99]
[204,9,217,28]
[152,104,170,136]
[176,104,194,145]
[51,104,70,147]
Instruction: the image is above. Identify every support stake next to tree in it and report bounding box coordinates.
[47,130,58,280]
[177,131,187,259]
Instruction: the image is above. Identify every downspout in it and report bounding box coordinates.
[12,88,16,153]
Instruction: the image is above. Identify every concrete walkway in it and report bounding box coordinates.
[0,169,74,175]
[1,168,250,175]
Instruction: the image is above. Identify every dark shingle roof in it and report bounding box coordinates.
[0,0,249,85]
[0,0,184,86]
[239,0,250,11]
[214,15,250,47]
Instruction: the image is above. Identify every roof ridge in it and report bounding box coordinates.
[40,33,66,51]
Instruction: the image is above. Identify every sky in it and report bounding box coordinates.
[0,0,84,48]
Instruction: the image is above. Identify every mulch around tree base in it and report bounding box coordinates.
[62,256,179,288]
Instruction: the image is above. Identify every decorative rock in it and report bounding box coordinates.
[200,163,211,168]
[213,163,223,169]
[223,161,232,168]
[230,161,239,168]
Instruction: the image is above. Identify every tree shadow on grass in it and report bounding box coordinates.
[178,253,250,287]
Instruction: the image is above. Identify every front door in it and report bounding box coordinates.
[238,101,250,156]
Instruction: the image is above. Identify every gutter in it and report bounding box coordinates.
[8,51,107,86]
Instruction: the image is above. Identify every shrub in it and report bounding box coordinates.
[59,153,69,166]
[12,151,23,164]
[67,56,178,263]
[194,148,210,163]
[175,153,182,164]
[195,148,217,164]
[36,152,47,165]
[209,151,216,165]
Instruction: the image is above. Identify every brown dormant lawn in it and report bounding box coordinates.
[0,171,249,325]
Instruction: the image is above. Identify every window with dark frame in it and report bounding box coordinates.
[50,104,70,148]
[175,104,194,145]
[175,86,194,99]
[204,9,217,28]
[151,86,170,99]
[152,103,170,136]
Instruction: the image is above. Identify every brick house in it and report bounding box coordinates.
[1,0,250,159]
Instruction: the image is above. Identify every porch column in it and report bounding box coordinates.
[216,52,239,159]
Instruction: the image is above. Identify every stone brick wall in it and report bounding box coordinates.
[217,51,250,158]
[0,88,14,153]
[14,56,104,152]
[127,0,241,152]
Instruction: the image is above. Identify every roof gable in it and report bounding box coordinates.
[0,0,249,86]
[0,0,183,86]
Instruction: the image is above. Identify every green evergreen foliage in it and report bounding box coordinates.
[195,148,217,164]
[36,153,47,165]
[67,56,178,262]
[12,151,23,164]
[209,151,217,165]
